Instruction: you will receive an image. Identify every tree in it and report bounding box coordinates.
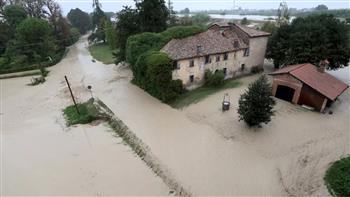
[267,14,350,70]
[104,20,116,49]
[67,8,92,34]
[7,17,56,63]
[3,5,27,31]
[90,0,108,43]
[261,21,278,33]
[277,1,289,26]
[21,0,47,18]
[44,0,70,49]
[181,8,190,15]
[191,13,210,24]
[240,17,250,25]
[115,6,140,61]
[167,0,177,26]
[238,75,275,127]
[136,0,169,32]
[0,21,10,55]
[315,4,328,11]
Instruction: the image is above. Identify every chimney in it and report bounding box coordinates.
[318,59,329,73]
[197,45,202,54]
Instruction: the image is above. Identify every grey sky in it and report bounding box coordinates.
[57,0,350,15]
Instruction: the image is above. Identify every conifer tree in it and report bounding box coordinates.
[238,75,275,127]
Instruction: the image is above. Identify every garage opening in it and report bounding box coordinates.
[275,85,295,102]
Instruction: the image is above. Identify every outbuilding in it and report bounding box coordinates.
[269,63,349,112]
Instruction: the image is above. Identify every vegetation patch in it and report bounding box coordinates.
[63,98,102,126]
[89,43,116,64]
[126,25,206,66]
[170,79,242,109]
[324,156,350,197]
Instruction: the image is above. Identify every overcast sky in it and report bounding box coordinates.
[57,0,350,15]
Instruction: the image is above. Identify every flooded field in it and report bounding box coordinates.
[2,36,349,196]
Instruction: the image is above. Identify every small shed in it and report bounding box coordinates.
[269,63,349,112]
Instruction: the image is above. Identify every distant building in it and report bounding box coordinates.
[160,22,270,89]
[269,63,349,112]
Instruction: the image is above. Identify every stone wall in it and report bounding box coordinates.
[171,37,268,89]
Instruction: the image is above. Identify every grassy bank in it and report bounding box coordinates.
[170,79,242,109]
[324,156,350,196]
[89,43,116,64]
[63,98,102,126]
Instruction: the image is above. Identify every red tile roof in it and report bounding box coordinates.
[270,63,349,101]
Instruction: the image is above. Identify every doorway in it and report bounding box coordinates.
[275,85,295,102]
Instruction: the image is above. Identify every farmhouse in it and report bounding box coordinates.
[160,22,270,88]
[269,63,349,112]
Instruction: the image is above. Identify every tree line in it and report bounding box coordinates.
[0,0,86,73]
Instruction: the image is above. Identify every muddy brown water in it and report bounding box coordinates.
[2,35,349,196]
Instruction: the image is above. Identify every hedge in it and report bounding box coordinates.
[125,26,206,103]
[126,25,206,66]
[0,49,68,74]
[133,51,183,103]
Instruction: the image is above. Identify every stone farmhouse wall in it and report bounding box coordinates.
[172,36,268,89]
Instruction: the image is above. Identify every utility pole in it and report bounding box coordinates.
[64,76,80,115]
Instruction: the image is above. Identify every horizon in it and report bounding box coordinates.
[57,0,350,15]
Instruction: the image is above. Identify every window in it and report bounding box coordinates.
[173,61,180,69]
[223,68,227,76]
[243,48,250,57]
[216,55,220,62]
[189,75,194,83]
[241,64,245,71]
[223,52,228,60]
[205,55,210,64]
[189,60,194,67]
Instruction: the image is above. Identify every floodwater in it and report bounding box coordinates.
[2,35,349,196]
[1,37,169,195]
[177,14,276,21]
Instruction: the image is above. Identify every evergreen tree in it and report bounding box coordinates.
[238,75,275,127]
[136,0,169,32]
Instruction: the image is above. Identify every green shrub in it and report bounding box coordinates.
[204,69,225,87]
[63,99,100,126]
[132,51,183,103]
[9,55,28,68]
[0,57,9,69]
[126,33,162,66]
[66,28,80,46]
[126,25,205,66]
[324,156,350,197]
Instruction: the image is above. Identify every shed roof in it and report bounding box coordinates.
[270,63,349,101]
